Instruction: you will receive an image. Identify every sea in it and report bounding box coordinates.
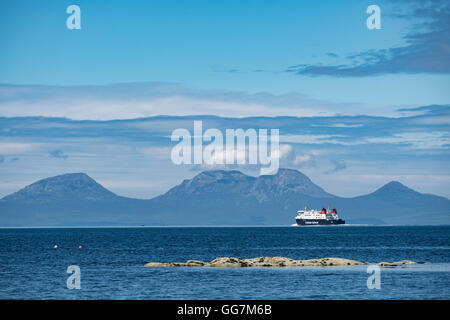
[0,226,449,300]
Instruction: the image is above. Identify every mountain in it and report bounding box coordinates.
[0,173,151,226]
[159,169,331,201]
[335,181,450,225]
[1,169,449,226]
[2,173,118,203]
[149,169,336,225]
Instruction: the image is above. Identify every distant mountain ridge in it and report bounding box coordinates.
[160,169,332,202]
[2,173,120,203]
[1,169,449,226]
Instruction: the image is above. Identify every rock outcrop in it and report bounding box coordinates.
[376,260,428,267]
[145,257,369,268]
[145,257,430,268]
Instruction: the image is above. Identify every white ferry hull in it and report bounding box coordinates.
[296,218,345,226]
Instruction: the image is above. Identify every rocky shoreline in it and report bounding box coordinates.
[144,257,428,268]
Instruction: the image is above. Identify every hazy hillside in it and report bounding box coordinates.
[1,169,449,226]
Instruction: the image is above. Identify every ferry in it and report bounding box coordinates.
[295,205,345,226]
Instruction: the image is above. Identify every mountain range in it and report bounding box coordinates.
[1,169,449,226]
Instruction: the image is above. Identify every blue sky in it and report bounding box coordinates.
[1,0,449,108]
[0,0,449,199]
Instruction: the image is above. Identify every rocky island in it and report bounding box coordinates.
[144,257,427,268]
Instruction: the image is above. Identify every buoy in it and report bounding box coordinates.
[78,245,82,249]
[53,245,58,249]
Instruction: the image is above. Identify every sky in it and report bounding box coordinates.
[1,0,449,109]
[0,0,449,199]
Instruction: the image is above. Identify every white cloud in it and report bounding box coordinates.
[281,132,450,149]
[365,132,450,149]
[0,83,366,120]
[0,142,42,154]
[140,147,172,160]
[293,154,314,166]
[410,116,450,125]
[0,96,335,120]
[311,123,364,128]
[280,134,351,144]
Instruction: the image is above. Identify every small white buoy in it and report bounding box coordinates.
[53,245,58,249]
[78,245,82,249]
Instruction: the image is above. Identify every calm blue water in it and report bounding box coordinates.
[0,226,449,299]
